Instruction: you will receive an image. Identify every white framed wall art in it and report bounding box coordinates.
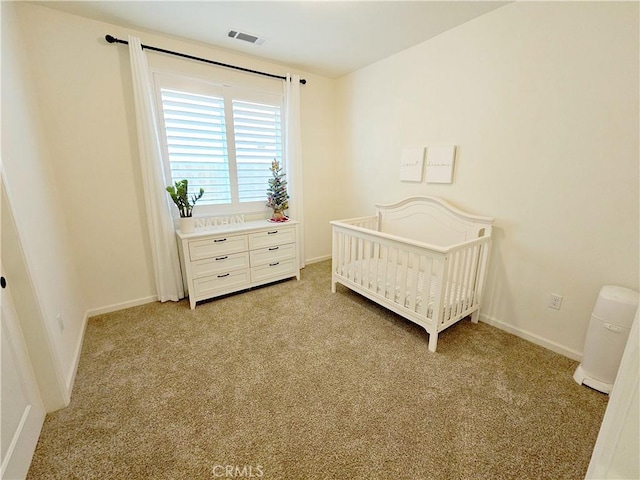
[399,147,425,182]
[426,146,456,184]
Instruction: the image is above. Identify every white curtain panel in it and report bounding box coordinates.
[128,36,184,302]
[284,74,305,267]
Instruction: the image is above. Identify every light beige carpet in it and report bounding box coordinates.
[27,260,607,479]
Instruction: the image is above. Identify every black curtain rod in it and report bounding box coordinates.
[105,35,306,85]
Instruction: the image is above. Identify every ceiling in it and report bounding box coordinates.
[35,1,509,79]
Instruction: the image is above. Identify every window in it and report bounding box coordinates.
[232,100,282,203]
[155,73,284,215]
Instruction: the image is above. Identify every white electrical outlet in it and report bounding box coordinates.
[56,313,64,332]
[549,294,563,310]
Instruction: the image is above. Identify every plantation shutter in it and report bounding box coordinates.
[160,88,231,204]
[233,100,282,203]
[155,73,285,215]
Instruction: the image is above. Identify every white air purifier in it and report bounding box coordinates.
[573,286,639,394]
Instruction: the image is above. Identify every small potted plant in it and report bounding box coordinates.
[166,179,204,233]
[266,160,289,222]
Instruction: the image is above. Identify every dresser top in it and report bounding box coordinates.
[177,219,298,240]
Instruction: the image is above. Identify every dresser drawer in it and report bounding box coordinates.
[250,243,295,267]
[193,269,250,299]
[191,252,249,278]
[248,227,295,250]
[189,234,248,261]
[251,258,297,284]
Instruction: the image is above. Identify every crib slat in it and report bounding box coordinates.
[358,237,364,285]
[421,256,433,317]
[342,232,348,278]
[339,232,345,276]
[389,247,398,302]
[444,253,452,322]
[472,245,488,305]
[455,248,471,316]
[474,243,486,305]
[350,235,358,282]
[334,231,341,276]
[460,246,471,311]
[444,251,458,323]
[371,241,380,294]
[344,232,351,279]
[446,251,455,320]
[451,248,462,317]
[380,245,389,297]
[433,254,448,330]
[361,238,369,288]
[408,253,419,312]
[342,232,348,266]
[398,250,409,308]
[366,239,373,288]
[465,245,479,309]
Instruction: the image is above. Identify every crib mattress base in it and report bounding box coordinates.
[332,272,480,335]
[338,260,474,319]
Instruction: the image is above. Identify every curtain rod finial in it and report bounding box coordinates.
[105,34,117,43]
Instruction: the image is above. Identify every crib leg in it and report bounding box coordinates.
[428,331,438,352]
[471,310,480,324]
[331,278,337,293]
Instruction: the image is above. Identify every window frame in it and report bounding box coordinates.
[152,71,285,218]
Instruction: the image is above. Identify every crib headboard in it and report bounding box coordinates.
[375,196,494,247]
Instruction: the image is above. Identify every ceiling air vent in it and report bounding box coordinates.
[228,30,266,45]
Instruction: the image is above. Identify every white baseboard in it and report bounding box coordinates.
[305,254,332,265]
[65,311,89,396]
[86,295,158,318]
[480,313,582,361]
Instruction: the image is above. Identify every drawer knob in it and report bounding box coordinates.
[215,256,228,261]
[267,230,278,235]
[269,262,280,267]
[214,238,227,243]
[217,273,230,278]
[268,247,279,251]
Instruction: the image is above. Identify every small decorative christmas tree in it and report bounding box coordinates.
[266,159,289,222]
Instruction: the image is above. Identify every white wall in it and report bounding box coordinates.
[334,1,639,358]
[12,3,337,314]
[1,2,87,410]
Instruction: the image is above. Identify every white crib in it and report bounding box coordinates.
[331,196,494,352]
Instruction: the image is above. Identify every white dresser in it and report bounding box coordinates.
[176,220,300,309]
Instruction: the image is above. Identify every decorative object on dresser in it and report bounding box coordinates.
[177,220,300,309]
[266,160,290,222]
[166,179,204,234]
[331,196,494,352]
